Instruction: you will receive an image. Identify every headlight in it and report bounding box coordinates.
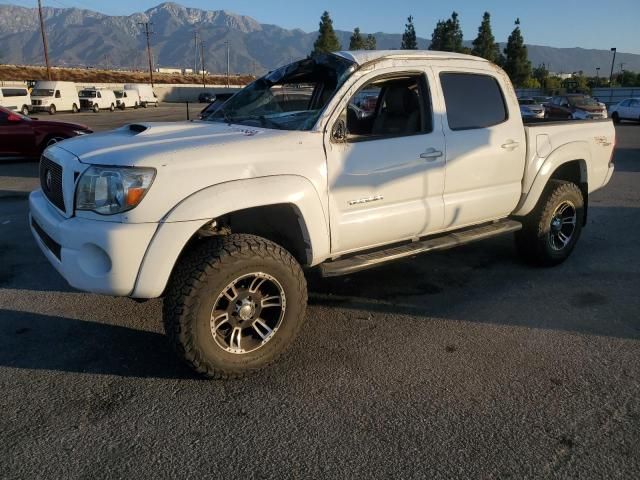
[75,166,156,215]
[73,130,89,136]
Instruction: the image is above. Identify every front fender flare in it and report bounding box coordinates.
[131,175,330,299]
[512,141,590,217]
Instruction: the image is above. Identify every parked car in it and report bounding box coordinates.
[518,97,545,119]
[114,89,140,109]
[199,93,234,119]
[533,96,552,105]
[545,94,608,120]
[124,84,159,108]
[198,92,216,103]
[29,51,615,379]
[0,87,31,116]
[78,88,117,112]
[0,105,91,160]
[30,81,80,115]
[609,98,640,124]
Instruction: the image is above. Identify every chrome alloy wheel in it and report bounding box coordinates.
[548,201,577,251]
[210,273,286,354]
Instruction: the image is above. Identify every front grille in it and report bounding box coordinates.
[32,99,42,106]
[39,156,65,212]
[80,99,92,109]
[32,218,61,260]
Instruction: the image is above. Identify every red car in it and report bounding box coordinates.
[0,106,92,160]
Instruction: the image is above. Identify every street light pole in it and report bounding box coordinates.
[200,41,206,89]
[225,41,230,88]
[609,48,617,87]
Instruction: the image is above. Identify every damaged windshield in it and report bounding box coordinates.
[206,53,356,131]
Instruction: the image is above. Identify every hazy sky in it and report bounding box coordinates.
[4,0,639,54]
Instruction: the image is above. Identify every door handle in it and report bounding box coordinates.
[420,149,443,161]
[501,141,521,151]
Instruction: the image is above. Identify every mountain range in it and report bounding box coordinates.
[1,2,638,76]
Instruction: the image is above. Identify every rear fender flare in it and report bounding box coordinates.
[513,141,591,217]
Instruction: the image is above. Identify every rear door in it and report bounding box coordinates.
[432,68,526,228]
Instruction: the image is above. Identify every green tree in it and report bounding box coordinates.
[471,12,500,63]
[545,76,562,93]
[429,12,465,53]
[401,15,418,50]
[313,11,341,55]
[349,27,366,50]
[616,70,640,87]
[365,34,377,50]
[503,19,532,87]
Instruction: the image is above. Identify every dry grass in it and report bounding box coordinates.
[0,65,253,85]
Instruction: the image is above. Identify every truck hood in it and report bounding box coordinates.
[56,121,294,166]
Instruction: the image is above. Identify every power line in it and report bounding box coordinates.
[138,21,155,86]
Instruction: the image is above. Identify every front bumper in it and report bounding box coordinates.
[29,190,158,296]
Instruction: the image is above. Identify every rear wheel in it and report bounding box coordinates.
[515,180,585,267]
[41,135,67,153]
[612,112,620,124]
[48,104,56,115]
[110,103,115,112]
[163,234,308,379]
[71,103,79,113]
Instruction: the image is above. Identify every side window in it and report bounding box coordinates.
[630,100,639,107]
[55,90,61,98]
[620,100,630,107]
[97,92,102,98]
[440,73,507,131]
[338,74,432,141]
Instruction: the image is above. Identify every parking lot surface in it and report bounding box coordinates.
[1,107,639,479]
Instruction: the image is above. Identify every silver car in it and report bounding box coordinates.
[519,97,545,119]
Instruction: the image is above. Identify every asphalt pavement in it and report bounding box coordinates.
[0,108,638,479]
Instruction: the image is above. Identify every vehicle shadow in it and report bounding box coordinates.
[0,309,197,379]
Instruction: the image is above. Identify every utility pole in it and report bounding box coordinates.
[138,22,155,87]
[609,47,617,87]
[200,41,206,89]
[37,0,52,80]
[595,67,600,87]
[225,40,230,88]
[619,62,626,74]
[193,27,198,74]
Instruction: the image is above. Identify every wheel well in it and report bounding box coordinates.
[178,204,311,267]
[550,160,588,225]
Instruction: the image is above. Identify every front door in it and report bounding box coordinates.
[325,69,446,254]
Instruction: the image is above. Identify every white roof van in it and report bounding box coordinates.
[0,87,31,116]
[31,81,80,115]
[124,84,159,108]
[78,87,118,113]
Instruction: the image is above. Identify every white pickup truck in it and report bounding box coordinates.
[29,51,615,378]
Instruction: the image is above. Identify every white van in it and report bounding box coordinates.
[0,87,31,115]
[114,89,140,109]
[124,84,159,108]
[79,87,117,112]
[31,81,79,115]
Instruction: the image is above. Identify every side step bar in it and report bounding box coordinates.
[320,219,522,277]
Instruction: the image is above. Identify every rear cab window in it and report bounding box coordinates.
[439,72,507,130]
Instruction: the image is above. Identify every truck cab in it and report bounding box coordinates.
[29,51,615,378]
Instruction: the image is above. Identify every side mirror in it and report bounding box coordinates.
[331,119,347,143]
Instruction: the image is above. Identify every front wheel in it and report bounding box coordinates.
[164,234,308,379]
[48,104,56,115]
[93,104,100,113]
[611,112,620,124]
[21,105,30,116]
[515,180,585,267]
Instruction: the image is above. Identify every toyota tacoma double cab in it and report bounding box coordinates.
[29,51,615,378]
